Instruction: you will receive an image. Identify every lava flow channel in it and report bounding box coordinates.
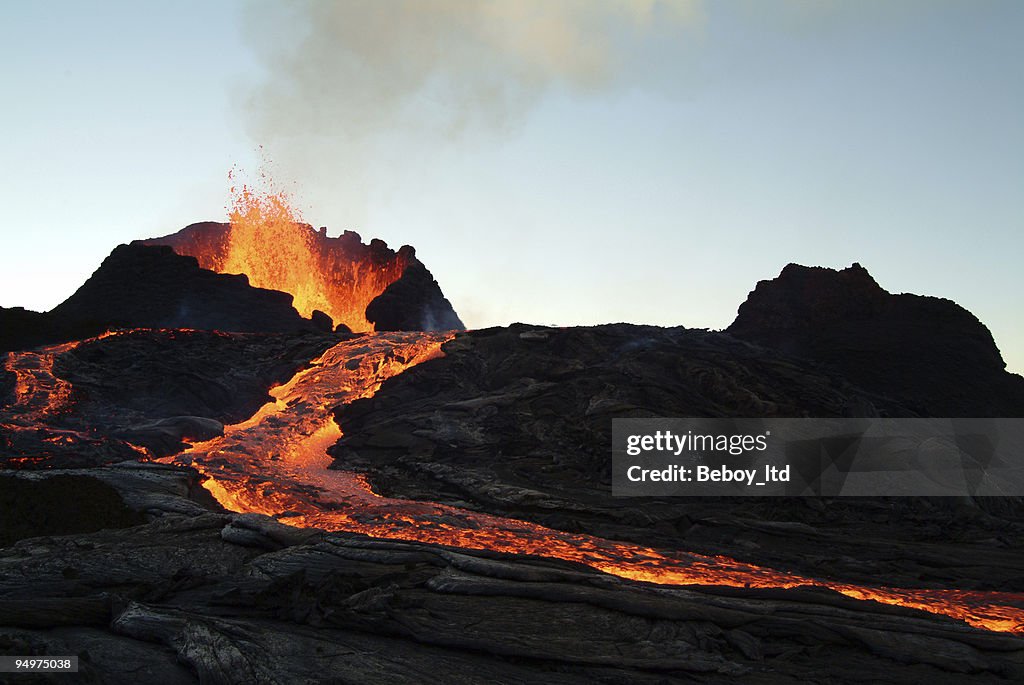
[162,332,1024,635]
[0,331,149,464]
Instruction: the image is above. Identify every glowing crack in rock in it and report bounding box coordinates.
[1,331,149,463]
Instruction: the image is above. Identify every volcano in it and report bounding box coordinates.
[141,221,463,334]
[2,219,1024,683]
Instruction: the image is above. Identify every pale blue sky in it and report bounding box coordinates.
[1,1,1021,373]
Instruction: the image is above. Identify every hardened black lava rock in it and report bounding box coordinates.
[727,263,1024,417]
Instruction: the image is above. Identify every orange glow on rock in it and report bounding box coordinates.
[0,329,202,465]
[160,172,411,332]
[5,328,1024,635]
[161,332,1024,636]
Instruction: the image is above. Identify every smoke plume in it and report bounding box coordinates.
[238,1,702,203]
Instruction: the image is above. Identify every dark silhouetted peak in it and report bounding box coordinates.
[50,243,332,334]
[727,263,1023,416]
[366,261,465,332]
[731,263,887,341]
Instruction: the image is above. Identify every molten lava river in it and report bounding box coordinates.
[143,332,1024,635]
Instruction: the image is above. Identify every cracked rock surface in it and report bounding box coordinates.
[1,465,1021,684]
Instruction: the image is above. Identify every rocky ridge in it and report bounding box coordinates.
[727,263,1024,416]
[2,262,1023,683]
[2,463,1022,684]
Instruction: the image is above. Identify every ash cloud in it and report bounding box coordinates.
[238,1,702,184]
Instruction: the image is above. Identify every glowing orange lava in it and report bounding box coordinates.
[2,335,115,458]
[163,332,1024,636]
[156,174,410,332]
[1,330,192,465]
[4,338,82,418]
